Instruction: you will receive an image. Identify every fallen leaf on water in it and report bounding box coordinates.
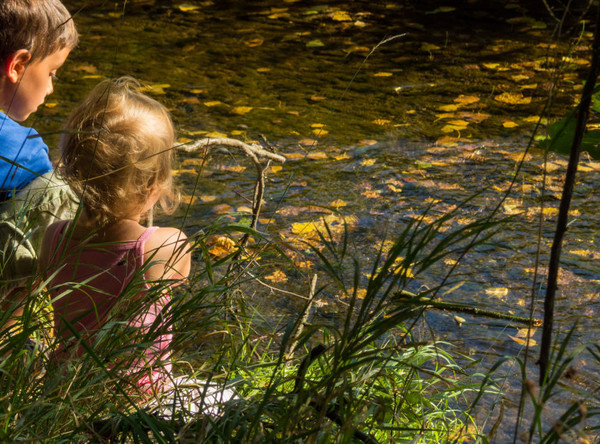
[482,62,500,69]
[421,43,440,51]
[177,4,200,12]
[204,101,224,107]
[217,164,246,173]
[485,287,509,298]
[312,128,328,136]
[244,38,264,47]
[333,153,351,161]
[298,138,317,146]
[190,88,204,94]
[447,119,470,127]
[494,92,532,105]
[180,97,201,105]
[310,123,325,128]
[213,203,233,215]
[441,124,466,133]
[307,151,328,160]
[73,64,98,74]
[438,104,459,112]
[199,195,216,202]
[329,199,347,208]
[231,106,253,115]
[310,95,326,101]
[373,119,391,125]
[373,72,393,77]
[306,39,325,48]
[362,189,381,198]
[509,334,537,347]
[359,139,378,146]
[44,102,58,108]
[503,120,519,128]
[171,168,196,177]
[270,165,283,173]
[454,95,480,105]
[257,67,271,73]
[205,131,228,139]
[428,6,456,13]
[360,158,376,166]
[138,84,170,94]
[236,206,253,214]
[285,152,306,160]
[435,113,456,119]
[331,11,352,21]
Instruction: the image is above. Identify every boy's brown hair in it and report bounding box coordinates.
[0,0,78,68]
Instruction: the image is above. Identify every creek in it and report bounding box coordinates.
[35,0,600,439]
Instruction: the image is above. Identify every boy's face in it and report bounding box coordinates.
[4,47,71,122]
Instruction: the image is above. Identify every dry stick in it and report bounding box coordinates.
[288,274,318,357]
[539,4,600,385]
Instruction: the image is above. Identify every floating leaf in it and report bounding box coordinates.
[494,92,532,105]
[257,67,271,73]
[438,104,459,112]
[421,43,440,52]
[138,84,170,94]
[372,119,391,125]
[331,11,352,21]
[503,120,519,128]
[447,119,469,127]
[454,95,480,105]
[44,102,58,108]
[231,106,253,115]
[482,63,500,69]
[333,153,351,161]
[485,287,509,298]
[244,38,264,47]
[205,131,228,139]
[508,334,537,347]
[285,152,306,160]
[177,4,200,12]
[310,123,325,128]
[190,88,204,94]
[307,151,328,160]
[270,165,283,173]
[360,158,376,166]
[204,101,223,107]
[310,95,326,101]
[441,124,466,133]
[427,6,456,13]
[312,128,328,136]
[329,199,347,208]
[373,72,393,77]
[213,203,233,215]
[306,39,325,48]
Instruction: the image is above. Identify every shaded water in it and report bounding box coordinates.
[31,0,600,439]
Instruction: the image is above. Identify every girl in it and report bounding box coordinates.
[38,77,230,414]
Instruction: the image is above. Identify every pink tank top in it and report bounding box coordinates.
[44,220,172,392]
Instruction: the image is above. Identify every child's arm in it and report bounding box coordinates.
[144,227,191,284]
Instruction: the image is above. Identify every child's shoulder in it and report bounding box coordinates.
[144,226,191,281]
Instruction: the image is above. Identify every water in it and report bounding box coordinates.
[33,0,600,439]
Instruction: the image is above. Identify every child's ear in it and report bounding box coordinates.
[5,50,32,83]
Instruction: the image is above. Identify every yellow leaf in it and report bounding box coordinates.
[307,151,328,160]
[435,113,456,119]
[454,95,480,105]
[291,221,318,235]
[508,334,537,347]
[312,128,328,135]
[296,260,313,269]
[520,83,537,90]
[438,104,459,112]
[333,153,351,161]
[189,88,204,94]
[138,84,170,94]
[171,168,196,177]
[441,124,466,133]
[230,130,245,136]
[360,158,376,166]
[270,165,283,173]
[44,102,58,108]
[180,194,196,204]
[213,203,233,215]
[421,43,440,51]
[204,101,224,107]
[244,38,264,47]
[359,139,378,146]
[298,138,317,146]
[231,106,253,115]
[310,95,326,101]
[177,4,200,12]
[199,195,216,202]
[482,63,500,69]
[331,11,352,21]
[387,184,402,193]
[447,119,469,127]
[512,74,529,81]
[485,287,509,298]
[372,119,391,125]
[218,164,246,173]
[362,189,381,198]
[82,74,103,79]
[257,67,271,73]
[205,131,228,139]
[373,72,393,77]
[330,199,347,208]
[503,120,519,128]
[285,152,306,160]
[310,123,325,128]
[264,270,287,283]
[494,92,532,105]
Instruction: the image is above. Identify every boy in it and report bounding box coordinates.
[0,0,78,329]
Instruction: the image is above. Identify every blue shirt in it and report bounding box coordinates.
[0,111,53,201]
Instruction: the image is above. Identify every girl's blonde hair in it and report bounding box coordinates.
[59,76,177,224]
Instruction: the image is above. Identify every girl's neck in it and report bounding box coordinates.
[72,213,147,241]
